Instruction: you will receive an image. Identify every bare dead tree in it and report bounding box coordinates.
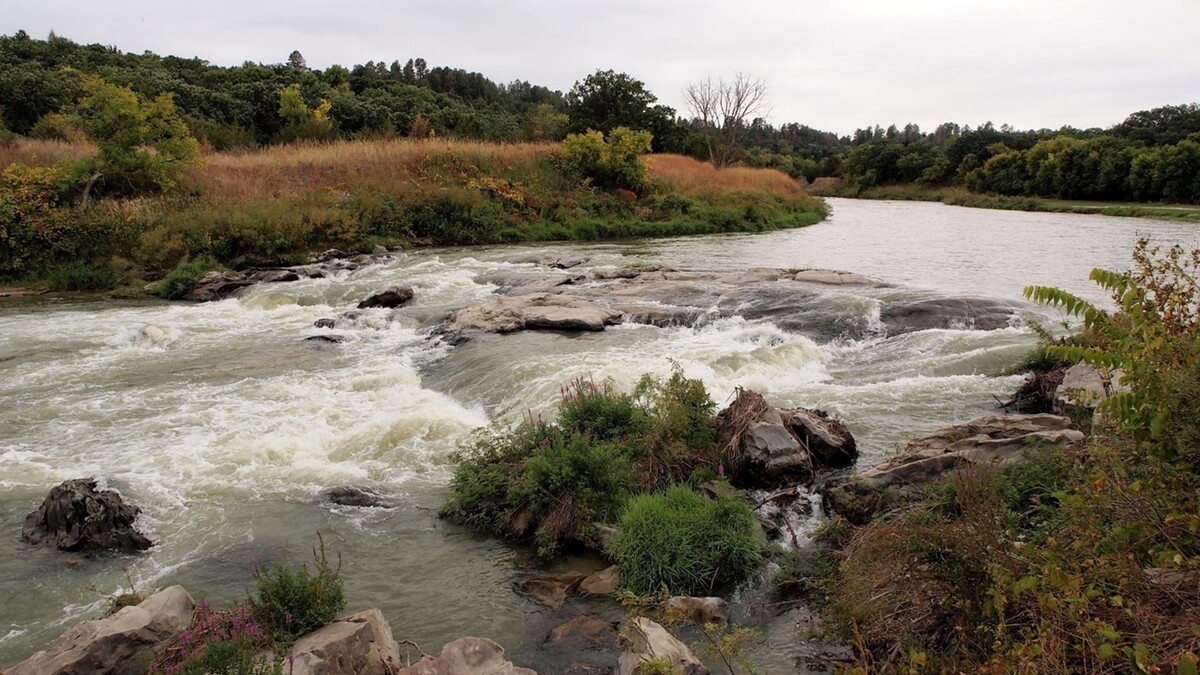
[683,73,769,168]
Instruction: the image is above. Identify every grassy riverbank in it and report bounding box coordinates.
[813,183,1200,222]
[0,138,826,294]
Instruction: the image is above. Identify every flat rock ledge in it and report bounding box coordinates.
[438,293,623,334]
[823,413,1085,524]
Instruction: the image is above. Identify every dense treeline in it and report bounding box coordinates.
[0,31,841,171]
[839,106,1200,203]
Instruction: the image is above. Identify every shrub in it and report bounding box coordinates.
[156,259,220,299]
[150,602,277,675]
[563,127,652,193]
[613,486,763,596]
[248,538,345,646]
[634,659,683,675]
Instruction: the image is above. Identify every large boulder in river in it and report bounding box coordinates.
[823,414,1084,524]
[714,389,856,488]
[23,478,153,553]
[397,636,536,675]
[880,297,1020,335]
[616,618,708,675]
[7,586,194,675]
[288,608,401,675]
[358,286,415,309]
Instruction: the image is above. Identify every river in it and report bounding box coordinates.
[1,198,1196,670]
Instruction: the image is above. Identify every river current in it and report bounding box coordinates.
[1,198,1196,670]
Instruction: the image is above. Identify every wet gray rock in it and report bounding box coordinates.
[439,294,622,334]
[305,335,347,344]
[543,615,621,673]
[326,486,389,508]
[183,271,251,302]
[288,608,401,675]
[358,286,415,309]
[397,637,536,675]
[7,586,193,675]
[313,318,337,329]
[311,249,350,263]
[23,478,152,553]
[880,298,1021,335]
[742,421,813,486]
[543,256,590,270]
[823,414,1085,524]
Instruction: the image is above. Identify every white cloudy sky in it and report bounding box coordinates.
[5,0,1199,135]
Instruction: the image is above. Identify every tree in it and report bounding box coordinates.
[287,50,307,71]
[683,73,769,168]
[565,70,673,139]
[74,77,200,202]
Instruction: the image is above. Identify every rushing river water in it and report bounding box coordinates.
[1,198,1197,671]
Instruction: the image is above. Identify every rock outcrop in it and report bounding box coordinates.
[7,586,194,675]
[23,478,153,553]
[287,609,401,675]
[879,298,1021,335]
[714,389,856,488]
[183,271,253,302]
[823,414,1085,524]
[358,286,415,309]
[615,618,708,675]
[438,294,623,334]
[397,637,536,675]
[1054,362,1128,423]
[326,486,389,508]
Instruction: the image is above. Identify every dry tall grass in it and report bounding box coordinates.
[188,138,558,204]
[646,153,805,197]
[0,138,95,169]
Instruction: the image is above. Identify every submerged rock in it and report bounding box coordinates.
[578,565,619,596]
[664,596,731,626]
[23,478,153,553]
[513,572,585,610]
[305,334,348,344]
[542,615,621,673]
[313,318,337,329]
[358,286,415,309]
[7,586,194,675]
[823,413,1084,524]
[326,486,389,508]
[248,269,301,284]
[615,618,708,675]
[288,608,401,675]
[397,636,536,675]
[879,297,1021,335]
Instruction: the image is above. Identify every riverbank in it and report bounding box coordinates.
[812,183,1200,222]
[0,138,826,296]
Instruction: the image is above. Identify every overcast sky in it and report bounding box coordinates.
[6,0,1199,136]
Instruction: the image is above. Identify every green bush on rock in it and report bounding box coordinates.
[613,486,763,596]
[248,538,346,646]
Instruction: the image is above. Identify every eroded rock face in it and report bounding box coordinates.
[7,586,194,675]
[615,618,708,675]
[397,637,536,675]
[288,609,401,675]
[358,286,415,309]
[879,298,1021,335]
[823,414,1085,524]
[23,478,153,553]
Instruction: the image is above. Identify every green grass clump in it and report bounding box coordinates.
[613,486,763,596]
[155,258,219,299]
[248,539,345,646]
[443,369,723,555]
[178,636,281,675]
[634,658,684,675]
